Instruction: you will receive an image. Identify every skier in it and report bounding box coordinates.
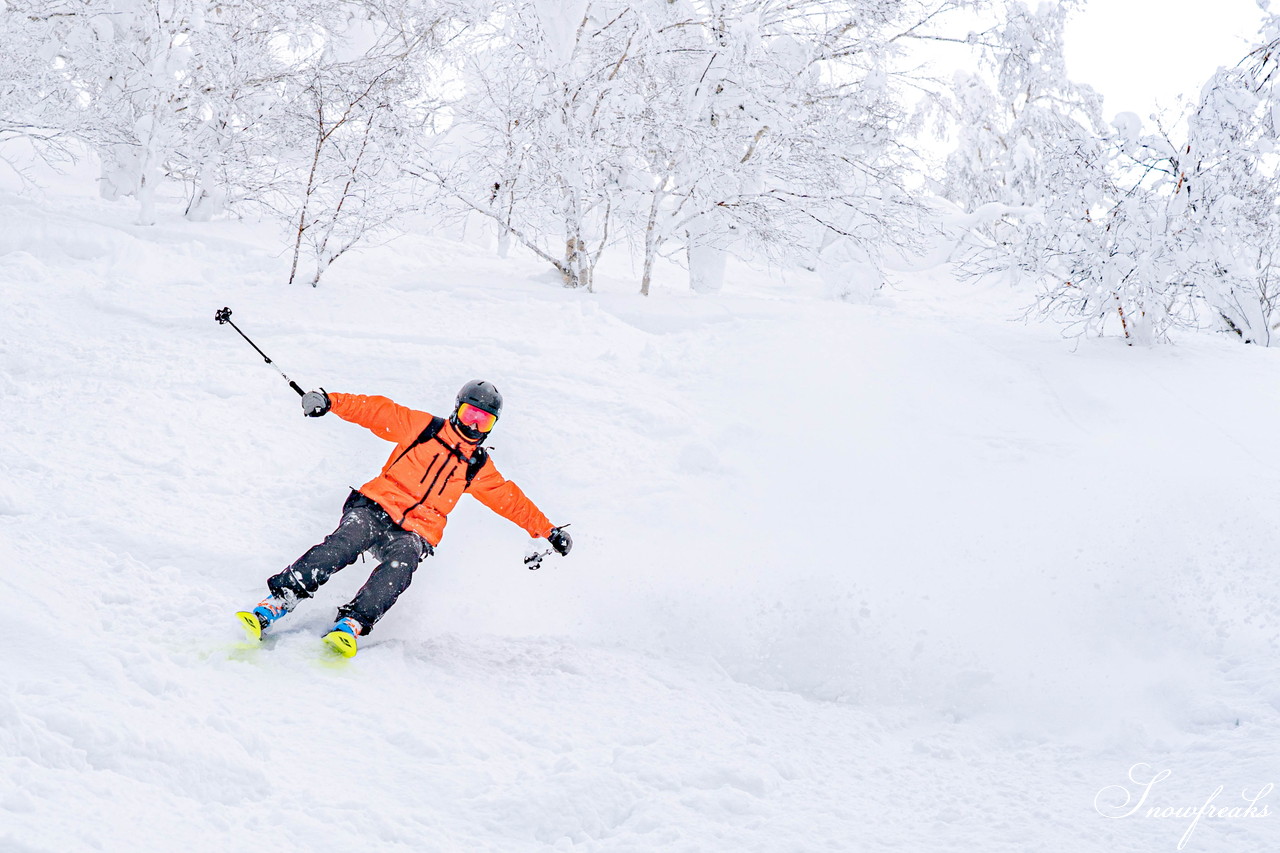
[236,380,572,656]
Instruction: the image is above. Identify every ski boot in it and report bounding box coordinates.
[322,616,363,658]
[236,591,298,641]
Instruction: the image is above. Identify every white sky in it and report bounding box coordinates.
[1064,0,1267,120]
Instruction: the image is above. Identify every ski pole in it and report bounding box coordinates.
[213,307,306,397]
[524,547,553,571]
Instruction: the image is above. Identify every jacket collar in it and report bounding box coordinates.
[439,417,481,459]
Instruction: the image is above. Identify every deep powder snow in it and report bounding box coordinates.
[2,169,1279,851]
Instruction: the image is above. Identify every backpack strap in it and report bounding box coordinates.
[390,415,489,488]
[414,415,447,450]
[463,447,489,489]
[388,415,446,470]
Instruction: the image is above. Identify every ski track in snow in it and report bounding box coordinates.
[2,175,1280,852]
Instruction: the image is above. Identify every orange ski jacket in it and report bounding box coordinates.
[329,393,554,546]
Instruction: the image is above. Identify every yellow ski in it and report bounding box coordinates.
[322,629,358,658]
[236,610,263,642]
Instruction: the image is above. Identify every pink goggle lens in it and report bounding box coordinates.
[457,403,497,432]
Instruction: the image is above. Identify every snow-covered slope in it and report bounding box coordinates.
[3,173,1279,852]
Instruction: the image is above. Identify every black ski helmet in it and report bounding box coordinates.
[456,379,502,418]
[452,379,502,441]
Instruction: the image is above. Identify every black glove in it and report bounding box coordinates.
[547,526,572,556]
[302,389,331,417]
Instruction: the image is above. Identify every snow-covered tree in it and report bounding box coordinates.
[423,0,980,296]
[43,0,209,225]
[945,1,1280,345]
[943,0,1106,209]
[260,4,454,286]
[1,0,289,222]
[414,0,649,291]
[941,0,1125,325]
[165,1,296,221]
[0,3,89,179]
[1161,14,1280,344]
[629,0,984,297]
[941,0,1189,342]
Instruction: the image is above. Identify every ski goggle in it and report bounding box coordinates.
[457,402,498,432]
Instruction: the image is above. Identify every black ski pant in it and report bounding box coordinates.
[268,490,432,634]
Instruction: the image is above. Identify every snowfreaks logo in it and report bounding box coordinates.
[1094,763,1273,850]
